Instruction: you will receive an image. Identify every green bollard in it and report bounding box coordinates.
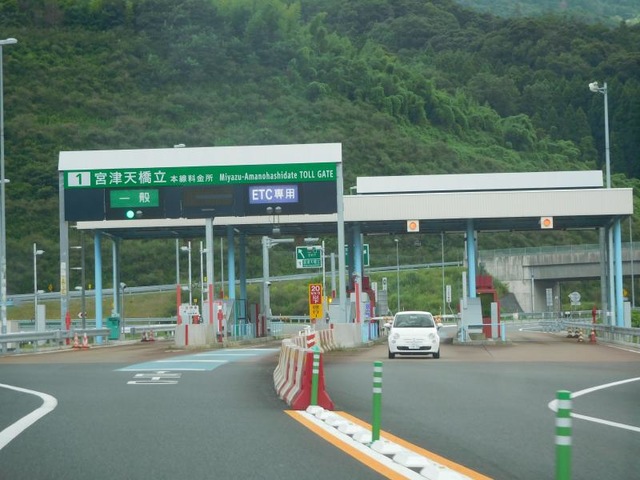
[555,390,572,480]
[310,345,321,406]
[372,361,383,442]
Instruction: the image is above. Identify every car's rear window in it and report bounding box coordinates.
[393,313,434,328]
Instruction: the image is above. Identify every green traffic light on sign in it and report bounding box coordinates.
[126,210,136,219]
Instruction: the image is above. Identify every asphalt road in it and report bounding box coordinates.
[1,332,639,479]
[323,331,640,479]
[0,342,383,480]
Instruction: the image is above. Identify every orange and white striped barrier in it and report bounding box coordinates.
[306,331,316,348]
[281,348,305,406]
[274,342,295,394]
[289,349,333,410]
[273,338,333,410]
[317,328,336,351]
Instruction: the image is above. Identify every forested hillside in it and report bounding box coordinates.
[454,0,640,25]
[0,0,638,296]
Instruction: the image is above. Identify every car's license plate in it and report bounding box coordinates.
[409,345,419,349]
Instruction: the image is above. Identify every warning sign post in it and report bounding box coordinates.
[308,283,323,322]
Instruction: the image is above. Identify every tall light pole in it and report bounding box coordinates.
[220,237,224,298]
[119,282,126,338]
[199,240,205,305]
[394,238,400,313]
[33,243,44,322]
[181,241,192,305]
[262,236,294,322]
[589,81,610,189]
[0,37,17,337]
[321,239,326,310]
[71,232,87,330]
[590,81,614,323]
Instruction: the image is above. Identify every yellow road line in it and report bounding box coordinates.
[338,411,492,480]
[285,410,411,480]
[286,410,492,480]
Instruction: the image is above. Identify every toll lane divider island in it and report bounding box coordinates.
[272,324,491,479]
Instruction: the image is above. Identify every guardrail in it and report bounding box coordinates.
[1,321,178,355]
[127,324,176,338]
[0,328,111,354]
[563,321,640,350]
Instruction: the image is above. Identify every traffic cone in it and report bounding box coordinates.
[72,332,81,349]
[566,327,573,338]
[148,330,155,342]
[589,328,597,344]
[82,332,90,349]
[577,329,584,343]
[141,331,149,342]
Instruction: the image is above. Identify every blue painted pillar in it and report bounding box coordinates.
[239,233,247,303]
[352,224,363,279]
[346,227,355,291]
[466,220,476,298]
[227,226,235,300]
[614,219,623,326]
[94,232,103,344]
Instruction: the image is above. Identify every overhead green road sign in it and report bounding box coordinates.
[296,246,322,269]
[345,244,370,267]
[65,163,337,189]
[110,189,159,208]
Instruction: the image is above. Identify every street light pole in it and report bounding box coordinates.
[71,232,87,329]
[589,81,610,188]
[79,232,86,330]
[394,238,400,313]
[181,241,192,305]
[33,243,44,323]
[0,37,17,338]
[200,240,205,305]
[321,240,326,309]
[120,282,126,338]
[590,81,614,323]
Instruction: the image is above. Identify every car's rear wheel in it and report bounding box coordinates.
[433,350,440,359]
[388,349,395,359]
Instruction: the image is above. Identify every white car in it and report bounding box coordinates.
[386,311,441,359]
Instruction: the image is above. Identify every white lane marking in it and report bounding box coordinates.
[124,368,209,372]
[0,384,58,450]
[571,377,640,399]
[295,411,428,480]
[155,359,228,363]
[127,380,179,385]
[133,372,182,378]
[127,371,182,385]
[548,377,640,433]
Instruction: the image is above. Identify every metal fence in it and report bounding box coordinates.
[562,321,640,350]
[1,318,177,355]
[0,328,111,354]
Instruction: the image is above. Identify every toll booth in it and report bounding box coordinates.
[476,275,500,338]
[179,304,201,324]
[346,275,376,322]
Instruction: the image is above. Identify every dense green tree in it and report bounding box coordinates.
[0,0,637,296]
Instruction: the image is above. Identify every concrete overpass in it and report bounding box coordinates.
[480,243,640,314]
